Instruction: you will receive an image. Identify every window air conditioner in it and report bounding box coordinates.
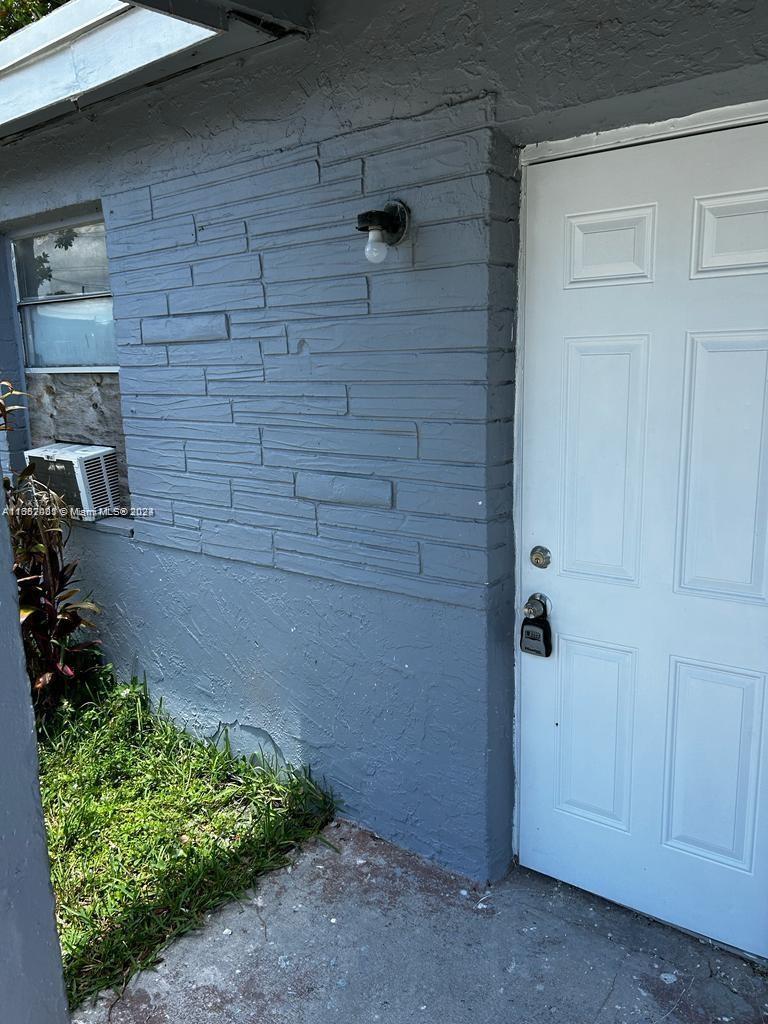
[23,443,121,521]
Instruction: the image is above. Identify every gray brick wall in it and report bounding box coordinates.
[106,104,517,609]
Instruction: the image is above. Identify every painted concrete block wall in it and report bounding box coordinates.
[0,495,68,1024]
[102,101,515,612]
[0,0,766,879]
[0,94,518,879]
[94,100,516,878]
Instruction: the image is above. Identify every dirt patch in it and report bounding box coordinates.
[103,987,170,1024]
[309,820,489,914]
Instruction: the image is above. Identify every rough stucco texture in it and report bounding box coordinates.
[0,0,767,879]
[1,94,519,880]
[0,0,767,207]
[0,498,68,1024]
[74,528,510,876]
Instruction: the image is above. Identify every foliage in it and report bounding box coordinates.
[54,226,77,250]
[0,0,64,39]
[0,379,26,431]
[4,466,102,711]
[0,0,66,41]
[32,252,53,289]
[2,381,100,711]
[22,227,81,294]
[39,675,334,1007]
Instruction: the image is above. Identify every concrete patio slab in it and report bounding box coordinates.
[72,821,768,1024]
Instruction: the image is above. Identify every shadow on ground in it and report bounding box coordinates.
[72,821,768,1024]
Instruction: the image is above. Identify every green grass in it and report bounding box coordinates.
[38,676,334,1008]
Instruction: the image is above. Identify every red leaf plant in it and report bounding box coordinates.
[2,382,101,711]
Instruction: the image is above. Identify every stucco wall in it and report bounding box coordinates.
[101,98,514,609]
[0,498,68,1024]
[1,94,519,879]
[0,0,767,208]
[99,100,516,879]
[0,0,766,879]
[74,528,514,875]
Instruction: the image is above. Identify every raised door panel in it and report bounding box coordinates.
[677,331,768,603]
[691,190,768,277]
[561,336,649,584]
[555,637,637,832]
[565,205,656,287]
[663,658,765,871]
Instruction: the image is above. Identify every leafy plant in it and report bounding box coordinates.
[0,0,66,41]
[1,381,101,711]
[54,226,77,250]
[32,251,53,289]
[0,379,26,431]
[4,468,102,711]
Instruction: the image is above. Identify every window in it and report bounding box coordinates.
[12,221,117,369]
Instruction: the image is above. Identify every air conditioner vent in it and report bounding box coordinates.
[84,456,109,509]
[104,450,120,497]
[24,442,122,520]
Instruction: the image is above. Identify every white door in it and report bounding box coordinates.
[520,122,768,957]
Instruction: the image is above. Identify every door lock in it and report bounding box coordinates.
[530,545,551,569]
[520,592,552,658]
[522,595,546,619]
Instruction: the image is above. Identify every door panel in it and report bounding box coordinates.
[662,658,764,871]
[677,331,768,602]
[555,636,637,831]
[520,122,768,957]
[561,335,648,583]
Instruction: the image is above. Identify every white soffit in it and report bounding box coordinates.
[0,0,249,139]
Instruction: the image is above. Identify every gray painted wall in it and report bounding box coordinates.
[0,0,767,209]
[101,98,515,613]
[74,529,512,874]
[0,0,766,879]
[3,94,519,880]
[0,497,69,1024]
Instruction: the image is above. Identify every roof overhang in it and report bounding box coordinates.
[128,0,311,34]
[0,0,311,142]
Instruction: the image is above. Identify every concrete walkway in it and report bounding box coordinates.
[73,821,767,1024]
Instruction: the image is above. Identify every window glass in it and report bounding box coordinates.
[13,223,110,300]
[21,298,117,367]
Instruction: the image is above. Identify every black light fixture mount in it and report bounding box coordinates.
[356,200,410,263]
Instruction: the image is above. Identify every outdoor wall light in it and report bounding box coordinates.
[356,200,410,264]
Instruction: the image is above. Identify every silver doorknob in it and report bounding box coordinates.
[522,595,547,619]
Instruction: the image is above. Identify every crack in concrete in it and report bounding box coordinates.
[590,971,618,1023]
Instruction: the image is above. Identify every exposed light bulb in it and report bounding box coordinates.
[364,228,388,264]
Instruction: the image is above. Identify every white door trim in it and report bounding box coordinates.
[520,96,768,165]
[511,161,529,857]
[511,96,768,859]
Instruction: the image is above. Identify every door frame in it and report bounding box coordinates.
[511,96,768,856]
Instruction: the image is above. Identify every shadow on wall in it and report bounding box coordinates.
[73,527,510,880]
[34,97,518,882]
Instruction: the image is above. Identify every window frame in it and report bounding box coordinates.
[10,214,118,375]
